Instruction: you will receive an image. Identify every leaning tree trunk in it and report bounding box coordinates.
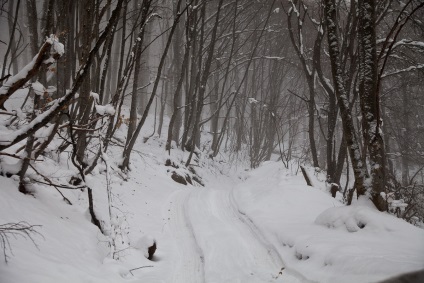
[324,0,368,204]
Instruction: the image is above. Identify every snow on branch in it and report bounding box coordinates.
[0,0,124,151]
[391,39,424,50]
[382,64,424,78]
[0,35,64,110]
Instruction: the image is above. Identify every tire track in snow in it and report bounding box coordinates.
[228,189,285,266]
[168,190,205,283]
[168,186,309,283]
[229,188,316,283]
[185,189,290,283]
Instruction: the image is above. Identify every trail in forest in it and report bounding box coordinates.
[168,184,305,283]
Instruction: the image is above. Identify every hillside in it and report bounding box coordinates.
[1,123,423,283]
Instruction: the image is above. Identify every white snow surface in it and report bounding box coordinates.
[31,81,45,96]
[95,104,115,116]
[0,123,423,282]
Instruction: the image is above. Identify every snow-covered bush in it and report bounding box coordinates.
[383,173,424,227]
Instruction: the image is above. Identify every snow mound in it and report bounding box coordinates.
[315,206,388,232]
[233,161,424,283]
[95,104,115,116]
[134,235,155,259]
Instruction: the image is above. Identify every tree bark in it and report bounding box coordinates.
[324,0,367,204]
[358,0,387,211]
[121,0,186,170]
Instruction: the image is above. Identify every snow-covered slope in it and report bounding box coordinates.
[232,162,424,283]
[1,133,423,283]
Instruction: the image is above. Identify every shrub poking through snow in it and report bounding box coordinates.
[166,158,204,186]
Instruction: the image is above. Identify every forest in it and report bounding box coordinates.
[0,0,423,282]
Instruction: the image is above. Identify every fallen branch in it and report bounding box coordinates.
[0,222,42,263]
[129,265,153,276]
[0,152,42,161]
[28,163,75,205]
[300,166,313,187]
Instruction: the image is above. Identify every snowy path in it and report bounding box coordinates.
[168,190,206,283]
[168,185,305,283]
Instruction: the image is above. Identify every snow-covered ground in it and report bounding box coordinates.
[1,121,423,283]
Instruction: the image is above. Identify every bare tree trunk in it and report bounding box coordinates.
[334,133,347,184]
[26,0,39,56]
[7,0,20,75]
[181,2,199,151]
[165,10,192,152]
[75,0,95,167]
[127,1,152,139]
[18,95,39,194]
[324,0,367,204]
[358,0,387,211]
[286,2,320,168]
[138,15,152,115]
[186,0,224,166]
[170,0,184,146]
[401,82,410,186]
[2,0,21,78]
[307,84,319,167]
[157,82,167,137]
[121,0,186,170]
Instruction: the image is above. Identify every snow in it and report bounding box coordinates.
[33,124,55,142]
[134,235,155,259]
[0,119,423,283]
[32,81,45,96]
[0,36,63,98]
[248,97,259,104]
[232,162,424,282]
[15,107,26,120]
[382,64,424,78]
[0,98,62,145]
[46,86,57,94]
[90,91,100,104]
[0,56,37,96]
[46,34,65,56]
[95,104,115,116]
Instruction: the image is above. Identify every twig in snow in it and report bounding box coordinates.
[129,265,154,275]
[0,222,42,263]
